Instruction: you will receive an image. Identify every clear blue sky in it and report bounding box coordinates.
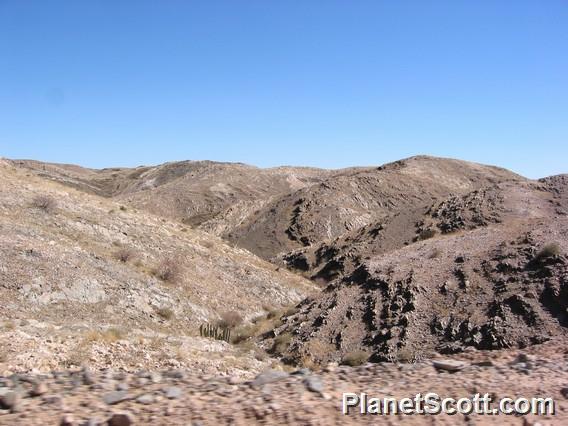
[1,1,566,178]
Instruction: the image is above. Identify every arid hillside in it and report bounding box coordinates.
[1,156,567,425]
[265,175,568,366]
[12,156,526,263]
[280,179,565,281]
[0,159,316,374]
[10,159,334,232]
[224,156,526,260]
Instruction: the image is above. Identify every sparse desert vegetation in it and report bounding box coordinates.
[341,350,370,367]
[271,332,292,356]
[30,194,57,213]
[1,156,568,424]
[113,246,136,263]
[217,311,243,329]
[417,227,437,241]
[534,242,562,262]
[153,257,182,283]
[156,307,175,320]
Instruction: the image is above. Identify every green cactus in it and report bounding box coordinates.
[199,322,232,343]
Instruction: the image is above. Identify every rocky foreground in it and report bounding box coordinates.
[1,341,567,425]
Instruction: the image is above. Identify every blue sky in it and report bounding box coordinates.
[0,1,566,178]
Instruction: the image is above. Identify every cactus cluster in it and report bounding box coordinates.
[199,323,231,343]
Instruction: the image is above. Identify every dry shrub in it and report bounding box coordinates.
[113,247,136,263]
[2,321,16,331]
[63,350,89,368]
[263,305,284,320]
[231,324,258,344]
[535,242,561,262]
[217,311,243,329]
[85,327,125,343]
[31,195,56,213]
[418,228,437,241]
[341,350,370,367]
[305,340,336,362]
[284,305,299,317]
[427,247,442,259]
[272,332,292,355]
[231,309,285,344]
[154,257,182,283]
[396,347,415,363]
[200,239,214,249]
[298,340,337,370]
[156,307,174,320]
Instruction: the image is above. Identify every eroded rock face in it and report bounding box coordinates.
[228,156,525,260]
[279,180,560,281]
[271,221,568,365]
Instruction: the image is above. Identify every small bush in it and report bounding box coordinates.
[272,332,292,355]
[263,305,284,320]
[341,350,370,367]
[231,310,285,344]
[119,205,127,211]
[232,324,258,344]
[154,257,182,283]
[217,311,243,329]
[427,248,442,259]
[418,228,437,241]
[113,247,136,263]
[2,321,16,331]
[298,340,336,368]
[85,327,125,343]
[396,348,415,363]
[534,243,561,262]
[156,307,174,320]
[284,305,299,317]
[31,195,56,213]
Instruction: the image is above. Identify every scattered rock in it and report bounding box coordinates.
[83,368,96,386]
[0,389,20,412]
[228,376,240,385]
[42,394,63,406]
[323,362,338,373]
[433,360,468,372]
[107,412,135,426]
[150,372,162,384]
[30,381,48,397]
[165,402,175,416]
[251,370,289,388]
[116,382,129,391]
[103,391,131,405]
[292,368,311,376]
[164,370,184,380]
[163,386,182,400]
[303,376,324,394]
[473,360,494,367]
[136,394,155,405]
[60,414,75,426]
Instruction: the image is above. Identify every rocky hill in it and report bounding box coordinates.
[265,175,568,366]
[12,156,525,263]
[10,159,333,233]
[224,156,526,260]
[0,159,316,375]
[1,156,568,425]
[280,179,563,281]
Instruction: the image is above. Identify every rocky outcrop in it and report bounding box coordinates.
[270,220,568,365]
